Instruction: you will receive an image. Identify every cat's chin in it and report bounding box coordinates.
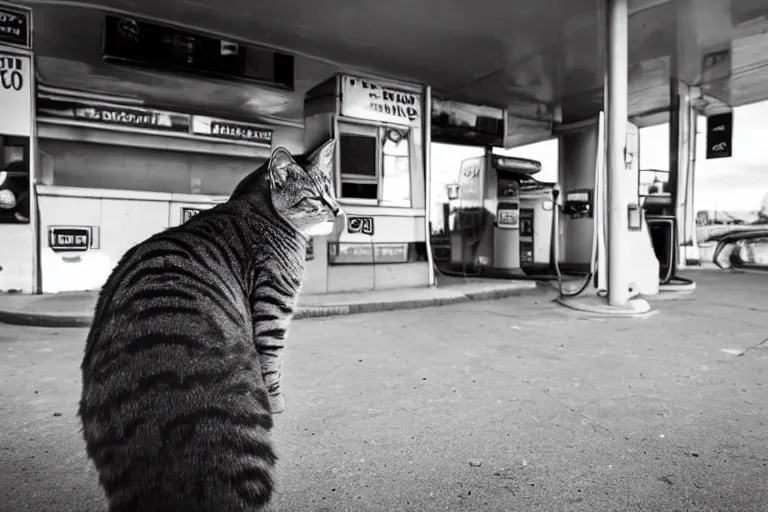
[304,221,335,237]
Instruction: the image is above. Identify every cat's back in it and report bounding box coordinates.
[79,207,276,512]
[93,206,252,332]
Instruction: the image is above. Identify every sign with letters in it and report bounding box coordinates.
[0,4,30,49]
[192,116,273,145]
[458,159,483,203]
[0,53,31,136]
[497,205,520,229]
[706,112,733,159]
[328,242,409,265]
[48,226,91,252]
[347,216,374,235]
[181,207,203,223]
[36,97,191,134]
[341,75,421,126]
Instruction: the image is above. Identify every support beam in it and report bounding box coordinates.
[423,84,436,287]
[606,0,630,306]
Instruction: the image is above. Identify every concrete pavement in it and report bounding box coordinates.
[1,269,767,511]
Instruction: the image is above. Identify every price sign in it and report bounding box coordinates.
[497,208,519,229]
[48,226,91,252]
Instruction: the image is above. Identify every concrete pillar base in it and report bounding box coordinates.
[554,293,653,317]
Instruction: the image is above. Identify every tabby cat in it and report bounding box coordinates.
[78,139,341,512]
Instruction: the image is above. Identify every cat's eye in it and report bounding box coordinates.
[292,196,323,208]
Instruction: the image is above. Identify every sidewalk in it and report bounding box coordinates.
[0,276,546,328]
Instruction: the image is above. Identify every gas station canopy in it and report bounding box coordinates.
[24,0,768,146]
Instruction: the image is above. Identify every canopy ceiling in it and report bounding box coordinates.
[17,0,768,146]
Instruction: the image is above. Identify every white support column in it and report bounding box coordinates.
[423,85,436,287]
[605,0,630,307]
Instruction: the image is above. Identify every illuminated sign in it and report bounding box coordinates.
[0,4,30,49]
[37,97,191,134]
[192,116,273,145]
[341,75,421,126]
[48,226,91,252]
[347,216,374,235]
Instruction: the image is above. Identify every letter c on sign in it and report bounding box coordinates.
[0,69,23,91]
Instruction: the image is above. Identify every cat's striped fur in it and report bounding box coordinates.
[78,140,341,512]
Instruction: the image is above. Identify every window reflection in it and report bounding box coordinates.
[381,128,411,207]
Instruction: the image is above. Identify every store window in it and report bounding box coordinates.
[0,136,30,224]
[338,121,412,207]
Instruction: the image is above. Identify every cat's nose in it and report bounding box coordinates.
[332,205,344,217]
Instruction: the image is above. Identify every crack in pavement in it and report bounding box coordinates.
[519,379,614,436]
[739,337,768,357]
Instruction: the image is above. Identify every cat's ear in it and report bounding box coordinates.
[307,139,336,177]
[268,147,295,187]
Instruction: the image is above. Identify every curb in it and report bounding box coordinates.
[0,282,548,328]
[0,309,94,329]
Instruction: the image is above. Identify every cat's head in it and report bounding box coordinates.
[267,139,343,237]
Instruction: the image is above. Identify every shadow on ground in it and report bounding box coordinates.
[1,270,766,511]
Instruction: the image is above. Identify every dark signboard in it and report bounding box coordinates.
[48,226,91,252]
[347,216,374,235]
[181,207,202,223]
[706,112,733,159]
[102,15,294,89]
[431,97,505,148]
[0,4,30,49]
[37,96,191,133]
[192,117,273,144]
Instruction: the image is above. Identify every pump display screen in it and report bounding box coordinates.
[497,208,519,229]
[566,191,589,203]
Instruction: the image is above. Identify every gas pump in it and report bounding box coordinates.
[562,189,593,219]
[446,147,549,278]
[552,114,659,301]
[518,175,556,276]
[639,168,695,290]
